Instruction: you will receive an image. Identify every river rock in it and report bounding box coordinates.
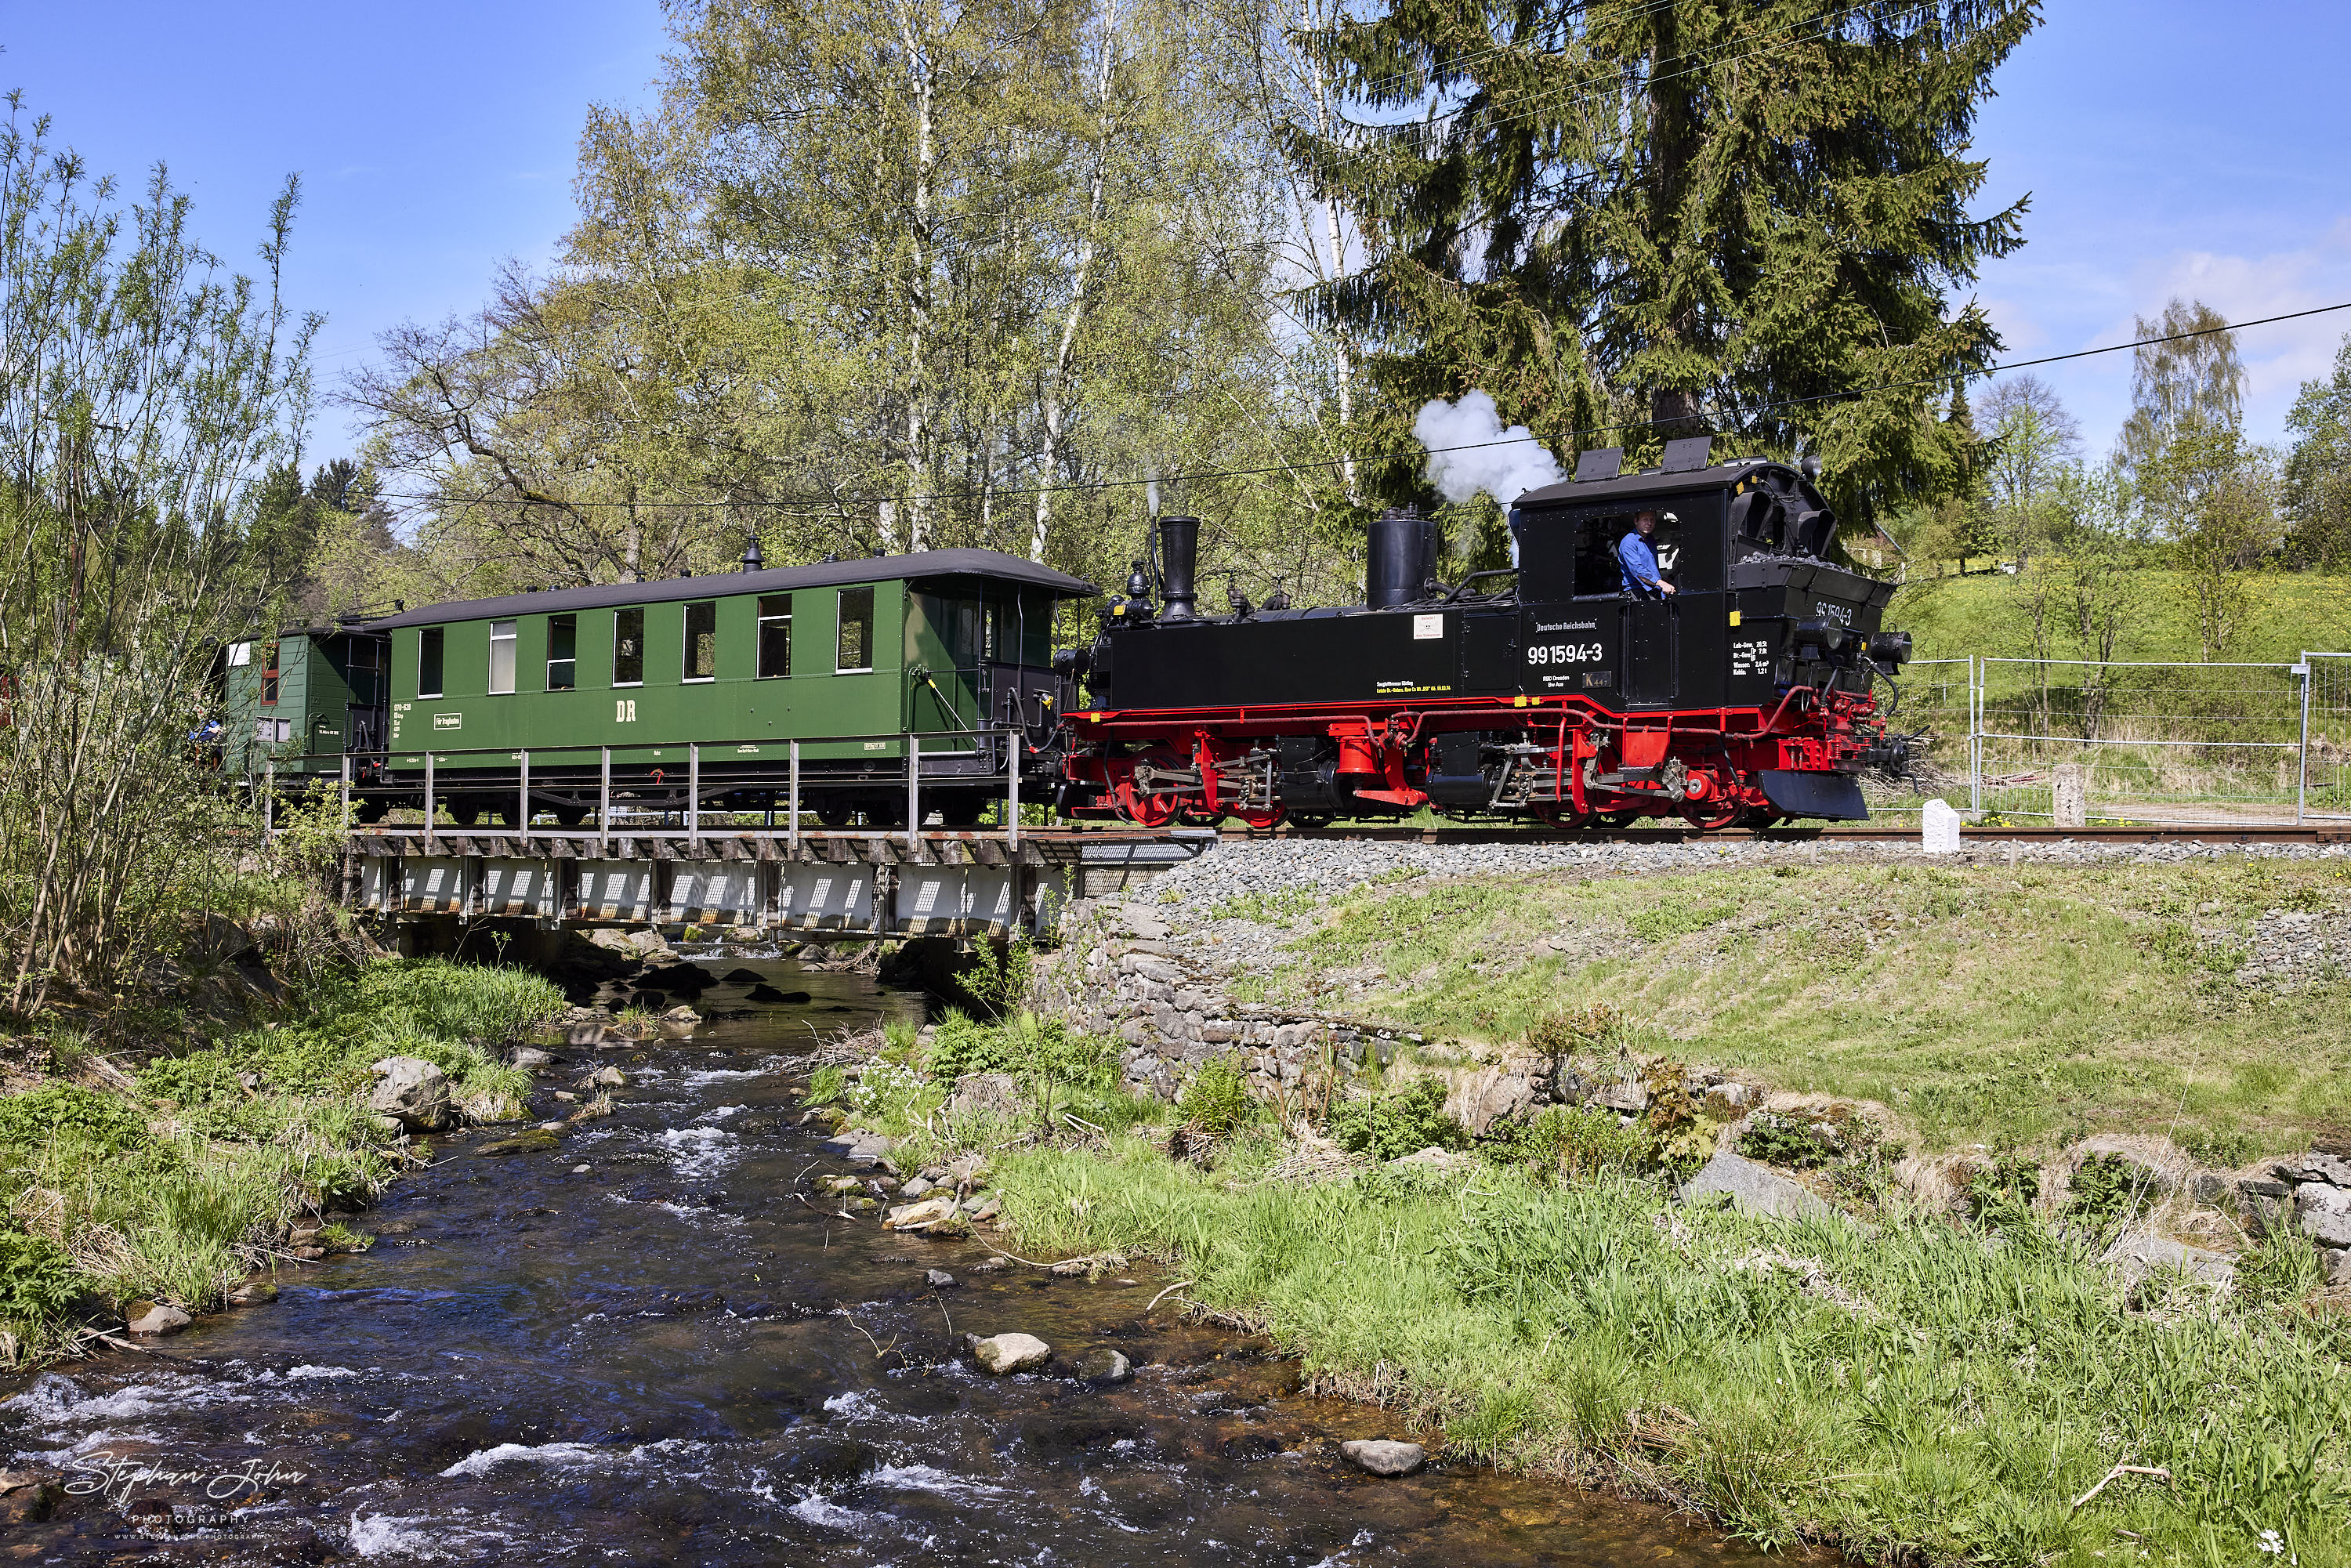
[590,1066,630,1088]
[660,1005,703,1025]
[925,1269,957,1289]
[475,1128,561,1157]
[0,1468,60,1524]
[509,1048,557,1070]
[817,1175,864,1197]
[1340,1439,1425,1476]
[969,1332,1052,1375]
[2106,1233,2235,1290]
[900,1176,935,1200]
[367,1057,452,1132]
[2327,1248,2351,1287]
[227,1280,277,1306]
[1676,1149,1831,1220]
[125,1302,191,1335]
[883,1197,962,1233]
[2282,1151,2351,1187]
[1075,1348,1132,1385]
[721,969,766,984]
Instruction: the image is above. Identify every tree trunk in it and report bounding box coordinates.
[899,0,937,554]
[1032,9,1121,563]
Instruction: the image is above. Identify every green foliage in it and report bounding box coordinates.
[0,1084,149,1153]
[928,1010,1113,1090]
[1483,1104,1646,1180]
[1328,1077,1460,1162]
[2063,1153,2147,1226]
[0,1229,81,1329]
[805,1065,847,1106]
[1958,1155,2042,1227]
[958,940,1035,1018]
[1177,1057,1259,1140]
[929,1011,1016,1080]
[1737,1110,1838,1171]
[2183,1125,2259,1168]
[2236,1225,2330,1310]
[992,1139,2351,1564]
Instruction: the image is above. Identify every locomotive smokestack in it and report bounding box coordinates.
[1158,515,1199,622]
[1367,506,1434,610]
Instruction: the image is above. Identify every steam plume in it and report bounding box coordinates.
[1412,391,1564,505]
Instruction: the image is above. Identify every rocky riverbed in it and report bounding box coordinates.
[0,955,1798,1566]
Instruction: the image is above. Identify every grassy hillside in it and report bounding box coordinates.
[1223,856,2351,1156]
[1889,569,2351,664]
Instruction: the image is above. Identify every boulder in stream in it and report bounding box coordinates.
[125,1302,192,1335]
[968,1332,1052,1375]
[509,1048,557,1070]
[1340,1439,1426,1477]
[925,1269,957,1289]
[1075,1348,1132,1385]
[746,985,813,1005]
[721,969,766,984]
[367,1057,451,1132]
[475,1128,562,1157]
[883,1197,962,1233]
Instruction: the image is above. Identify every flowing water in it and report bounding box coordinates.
[0,958,1802,1566]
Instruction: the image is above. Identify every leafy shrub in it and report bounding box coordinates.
[1957,1155,2041,1226]
[2182,1125,2258,1168]
[139,1051,245,1106]
[1738,1110,1838,1171]
[1328,1077,1459,1161]
[1483,1104,1646,1179]
[0,1229,82,1327]
[1639,1059,1715,1181]
[1524,1003,1621,1056]
[1178,1057,1258,1139]
[929,1012,1015,1080]
[0,1084,149,1153]
[2065,1152,2149,1226]
[806,1066,847,1106]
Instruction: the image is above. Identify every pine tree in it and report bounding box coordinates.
[1304,0,2038,521]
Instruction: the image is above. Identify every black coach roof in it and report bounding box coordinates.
[1513,459,1803,509]
[363,547,1098,630]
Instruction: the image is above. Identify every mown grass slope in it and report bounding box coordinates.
[1230,856,2351,1153]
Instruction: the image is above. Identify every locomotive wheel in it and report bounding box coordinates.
[1110,748,1186,827]
[1286,813,1334,832]
[1233,805,1286,832]
[1680,799,1744,832]
[1531,802,1592,831]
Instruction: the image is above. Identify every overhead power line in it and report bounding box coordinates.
[379,298,2351,515]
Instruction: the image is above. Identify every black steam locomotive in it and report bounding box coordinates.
[1056,440,1911,828]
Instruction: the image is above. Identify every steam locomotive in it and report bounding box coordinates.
[1056,439,1912,828]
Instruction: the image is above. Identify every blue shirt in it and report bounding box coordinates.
[1618,531,1664,596]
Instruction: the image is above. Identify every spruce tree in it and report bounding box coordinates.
[1306,0,2038,522]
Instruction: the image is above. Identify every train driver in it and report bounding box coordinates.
[1618,510,1677,599]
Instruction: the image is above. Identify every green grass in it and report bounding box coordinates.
[1248,858,2351,1154]
[0,956,563,1362]
[991,1138,2351,1568]
[1893,569,2351,666]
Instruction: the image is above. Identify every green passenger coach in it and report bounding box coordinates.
[212,623,392,784]
[353,547,1095,827]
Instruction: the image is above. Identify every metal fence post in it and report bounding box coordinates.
[906,733,921,850]
[1969,654,1983,815]
[518,748,531,838]
[598,745,611,856]
[788,740,801,855]
[263,759,275,837]
[2298,652,2313,825]
[1005,727,1020,851]
[689,741,701,849]
[423,751,436,856]
[339,751,351,829]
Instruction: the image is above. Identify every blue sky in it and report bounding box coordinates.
[5,2,2347,468]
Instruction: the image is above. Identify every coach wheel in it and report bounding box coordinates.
[814,798,858,829]
[445,798,481,827]
[552,803,590,828]
[353,796,390,825]
[936,793,986,829]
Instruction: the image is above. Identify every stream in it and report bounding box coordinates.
[0,957,1799,1566]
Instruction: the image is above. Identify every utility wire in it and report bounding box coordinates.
[379,299,2351,513]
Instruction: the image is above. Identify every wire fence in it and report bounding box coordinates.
[1871,652,2351,827]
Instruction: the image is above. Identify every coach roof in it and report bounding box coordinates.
[364,548,1098,631]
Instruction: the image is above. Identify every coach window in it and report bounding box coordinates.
[259,639,281,705]
[613,607,644,686]
[546,614,577,690]
[756,595,792,678]
[487,620,517,693]
[836,586,875,673]
[418,628,444,699]
[683,600,717,682]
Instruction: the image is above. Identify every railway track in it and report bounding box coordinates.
[1214,821,2349,847]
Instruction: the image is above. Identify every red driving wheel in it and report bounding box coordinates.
[1110,748,1186,827]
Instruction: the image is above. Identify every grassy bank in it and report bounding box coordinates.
[1217,856,2351,1155]
[0,957,562,1363]
[1890,569,2350,665]
[987,1135,2349,1568]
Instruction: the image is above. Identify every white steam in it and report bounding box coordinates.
[1412,390,1565,507]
